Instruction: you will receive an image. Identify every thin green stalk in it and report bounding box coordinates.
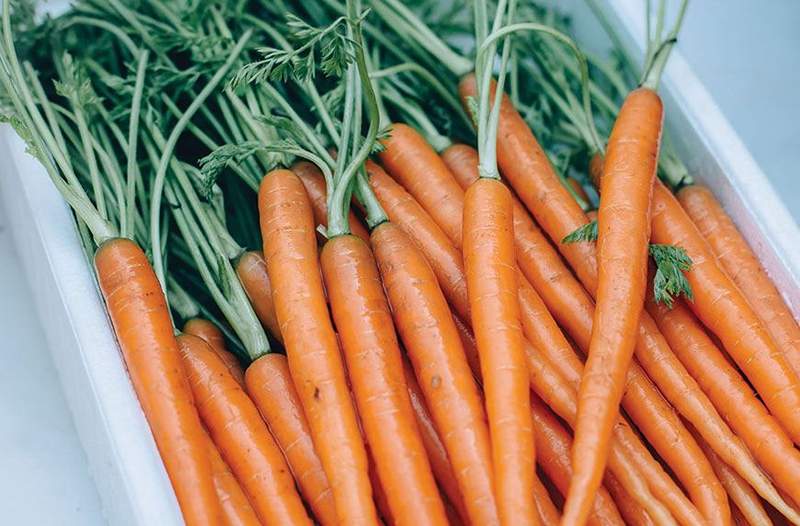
[123,50,148,239]
[640,0,688,89]
[149,29,252,291]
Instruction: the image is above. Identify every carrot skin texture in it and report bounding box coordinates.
[183,319,245,388]
[236,251,282,343]
[695,434,772,526]
[650,179,800,443]
[647,297,800,509]
[178,334,310,525]
[259,170,378,525]
[565,87,663,526]
[603,473,657,526]
[292,160,370,243]
[95,239,222,526]
[372,221,498,526]
[678,184,800,377]
[379,123,467,246]
[204,431,261,526]
[372,155,696,525]
[442,143,713,525]
[463,178,538,526]
[530,396,625,526]
[402,358,471,526]
[245,354,337,526]
[532,475,563,526]
[321,234,448,526]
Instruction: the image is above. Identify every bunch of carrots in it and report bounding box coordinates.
[2,0,799,525]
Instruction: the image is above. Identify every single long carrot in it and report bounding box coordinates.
[321,233,448,526]
[563,85,663,526]
[178,334,310,525]
[95,238,221,526]
[695,432,773,526]
[402,358,470,526]
[678,184,800,377]
[463,177,538,525]
[235,251,282,343]
[292,160,370,243]
[245,354,337,526]
[530,395,625,526]
[258,169,378,525]
[372,220,498,526]
[203,431,261,526]
[650,179,800,443]
[184,319,245,388]
[647,296,800,513]
[438,141,721,524]
[369,159,697,525]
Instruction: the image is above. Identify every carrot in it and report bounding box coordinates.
[184,318,245,388]
[439,142,722,524]
[463,177,538,525]
[677,184,800,377]
[560,83,665,525]
[402,358,470,526]
[368,158,699,525]
[379,123,467,246]
[530,395,625,526]
[258,169,378,525]
[321,233,448,526]
[203,431,261,526]
[649,179,800,443]
[292,160,370,243]
[245,354,337,526]
[460,76,599,288]
[646,296,800,514]
[235,251,282,343]
[695,433,773,526]
[372,220,498,526]
[604,473,657,526]
[178,334,310,525]
[533,475,563,526]
[95,239,221,526]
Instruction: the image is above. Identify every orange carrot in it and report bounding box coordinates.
[245,354,337,526]
[178,334,310,525]
[562,85,663,526]
[203,431,261,526]
[568,177,591,204]
[402,358,470,525]
[604,473,656,526]
[373,221,497,526]
[321,233,448,526]
[678,184,800,377]
[650,179,800,443]
[292,160,370,243]
[533,475,563,526]
[184,319,245,388]
[95,238,221,525]
[463,177,538,525]
[379,123,467,246]
[369,158,697,525]
[259,169,378,525]
[438,141,721,525]
[530,395,625,526]
[695,433,772,526]
[647,296,800,511]
[236,251,282,343]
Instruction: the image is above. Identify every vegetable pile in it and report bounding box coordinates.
[2,0,800,525]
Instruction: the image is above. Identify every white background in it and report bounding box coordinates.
[0,1,797,524]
